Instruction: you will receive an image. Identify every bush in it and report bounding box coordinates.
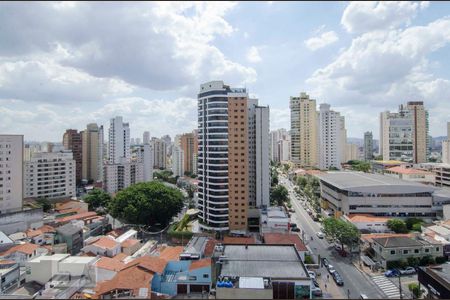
[407,257,420,267]
[419,255,435,266]
[405,218,423,230]
[435,256,447,264]
[304,255,314,264]
[167,223,193,240]
[412,223,422,232]
[387,219,408,233]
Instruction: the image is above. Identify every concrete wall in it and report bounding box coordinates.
[0,209,43,235]
[216,287,272,299]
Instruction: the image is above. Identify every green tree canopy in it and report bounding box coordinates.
[83,188,111,211]
[270,185,289,206]
[108,181,184,227]
[322,217,361,250]
[405,218,423,230]
[387,219,408,233]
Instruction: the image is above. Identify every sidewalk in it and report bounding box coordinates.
[315,266,345,299]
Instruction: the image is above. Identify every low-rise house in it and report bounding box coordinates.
[54,211,98,227]
[153,258,212,296]
[25,225,56,245]
[54,200,88,215]
[342,214,391,233]
[55,223,84,255]
[371,236,443,268]
[384,165,436,185]
[0,243,47,266]
[262,233,309,261]
[82,236,121,257]
[214,244,312,299]
[180,236,211,260]
[90,257,126,282]
[0,260,20,294]
[121,239,142,256]
[7,232,27,243]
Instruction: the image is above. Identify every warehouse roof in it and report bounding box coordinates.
[317,171,436,191]
[219,244,308,279]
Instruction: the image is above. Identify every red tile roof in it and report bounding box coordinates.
[112,253,128,262]
[189,258,211,271]
[223,236,256,245]
[91,236,119,250]
[263,233,308,252]
[346,214,391,223]
[0,243,40,256]
[386,166,433,175]
[56,211,97,224]
[121,239,140,249]
[26,225,56,238]
[204,239,218,257]
[95,257,126,272]
[159,246,183,261]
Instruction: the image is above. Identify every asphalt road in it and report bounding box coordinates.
[280,175,384,299]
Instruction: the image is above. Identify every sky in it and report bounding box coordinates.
[1,1,450,142]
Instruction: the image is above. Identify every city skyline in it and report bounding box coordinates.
[1,2,450,141]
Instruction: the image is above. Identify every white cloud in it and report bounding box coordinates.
[246,46,262,63]
[341,1,428,34]
[305,31,339,51]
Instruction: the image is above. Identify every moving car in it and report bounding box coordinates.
[316,232,325,239]
[384,269,400,277]
[321,257,330,268]
[333,272,344,286]
[291,227,301,232]
[400,267,416,275]
[360,294,369,299]
[311,287,323,297]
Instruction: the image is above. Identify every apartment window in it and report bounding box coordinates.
[403,250,409,255]
[425,248,429,253]
[436,247,440,252]
[390,250,396,255]
[414,249,419,254]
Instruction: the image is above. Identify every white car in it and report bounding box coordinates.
[316,232,325,239]
[308,271,316,280]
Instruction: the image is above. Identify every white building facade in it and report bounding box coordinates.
[318,104,344,170]
[172,146,184,177]
[108,116,130,164]
[0,135,23,213]
[24,151,76,199]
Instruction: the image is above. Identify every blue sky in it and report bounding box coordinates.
[1,1,450,142]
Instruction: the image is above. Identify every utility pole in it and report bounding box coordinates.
[347,289,350,299]
[398,275,403,300]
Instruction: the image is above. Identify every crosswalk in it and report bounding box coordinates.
[371,275,403,299]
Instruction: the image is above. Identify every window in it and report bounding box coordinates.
[436,247,440,252]
[403,250,408,255]
[414,249,419,254]
[203,274,209,278]
[425,248,429,253]
[390,250,396,255]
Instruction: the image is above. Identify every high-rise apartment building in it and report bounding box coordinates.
[151,138,167,169]
[0,135,23,213]
[104,162,144,194]
[81,123,104,183]
[63,129,82,184]
[318,103,344,170]
[364,131,374,161]
[278,139,291,162]
[143,131,150,145]
[380,102,429,163]
[108,116,130,164]
[135,143,153,182]
[339,116,347,164]
[180,133,196,175]
[345,143,359,162]
[442,122,450,164]
[172,146,184,177]
[24,151,76,199]
[270,129,290,163]
[289,92,318,168]
[197,81,269,232]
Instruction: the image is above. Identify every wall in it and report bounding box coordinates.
[0,209,43,235]
[216,287,272,299]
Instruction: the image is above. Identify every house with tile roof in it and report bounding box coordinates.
[0,243,48,266]
[262,233,309,260]
[82,236,121,258]
[91,256,126,282]
[25,225,56,245]
[121,238,142,256]
[342,214,391,233]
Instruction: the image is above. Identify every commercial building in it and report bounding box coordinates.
[172,146,184,177]
[108,116,130,164]
[81,123,104,184]
[418,264,450,299]
[364,131,374,161]
[103,162,144,194]
[197,81,269,232]
[0,135,23,213]
[63,129,83,185]
[214,244,312,299]
[317,171,439,218]
[260,207,289,234]
[151,138,167,169]
[289,93,318,168]
[384,165,435,185]
[24,151,76,200]
[319,104,345,170]
[380,101,429,163]
[416,163,450,189]
[342,214,391,233]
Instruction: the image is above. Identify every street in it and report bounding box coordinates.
[280,175,384,299]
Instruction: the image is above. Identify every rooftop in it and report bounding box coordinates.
[386,166,433,175]
[56,223,82,236]
[223,236,256,245]
[55,211,97,224]
[159,246,184,261]
[219,244,308,279]
[262,233,308,252]
[424,264,450,287]
[26,225,56,238]
[0,243,40,256]
[91,236,119,250]
[345,214,391,223]
[121,238,140,248]
[317,171,436,191]
[95,257,125,272]
[372,236,440,248]
[189,258,211,271]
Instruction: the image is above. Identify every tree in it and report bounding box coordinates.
[406,218,423,230]
[84,188,111,211]
[297,176,307,188]
[322,217,360,250]
[408,283,422,299]
[387,219,408,233]
[108,181,184,227]
[270,185,289,206]
[36,197,52,212]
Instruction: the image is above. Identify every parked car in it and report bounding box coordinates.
[321,257,330,268]
[312,279,320,288]
[316,232,325,239]
[291,227,301,232]
[400,267,416,275]
[308,271,316,280]
[333,272,344,286]
[327,264,336,274]
[289,208,295,213]
[360,294,369,299]
[290,222,298,228]
[334,244,343,251]
[311,287,323,297]
[384,269,400,277]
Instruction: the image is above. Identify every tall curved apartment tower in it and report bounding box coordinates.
[197,81,269,232]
